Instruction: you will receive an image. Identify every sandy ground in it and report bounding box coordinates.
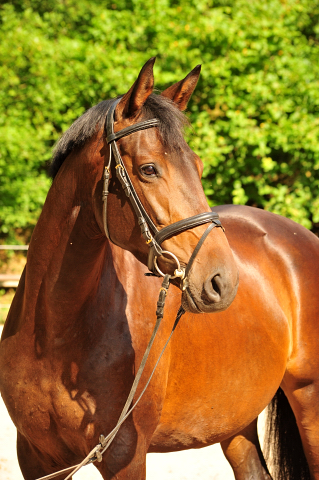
[0,323,266,480]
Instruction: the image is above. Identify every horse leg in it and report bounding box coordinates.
[96,458,146,480]
[95,432,148,480]
[18,426,147,480]
[17,431,74,480]
[220,418,271,480]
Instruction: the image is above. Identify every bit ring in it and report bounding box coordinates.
[154,251,185,279]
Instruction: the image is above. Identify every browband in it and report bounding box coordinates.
[107,119,160,143]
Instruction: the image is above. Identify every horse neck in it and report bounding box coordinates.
[23,147,108,334]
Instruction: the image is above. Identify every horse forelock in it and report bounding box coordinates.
[49,94,189,179]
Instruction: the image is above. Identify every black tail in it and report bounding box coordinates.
[264,388,311,480]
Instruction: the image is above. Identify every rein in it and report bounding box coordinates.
[35,99,224,480]
[36,276,185,480]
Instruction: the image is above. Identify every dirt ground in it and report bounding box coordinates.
[0,322,266,480]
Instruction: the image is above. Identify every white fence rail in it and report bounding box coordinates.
[0,245,28,289]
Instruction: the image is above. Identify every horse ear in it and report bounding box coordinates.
[116,57,156,119]
[161,65,201,111]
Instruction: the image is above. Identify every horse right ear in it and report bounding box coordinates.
[116,57,156,119]
[161,65,201,111]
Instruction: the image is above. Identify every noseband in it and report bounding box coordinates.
[103,98,224,286]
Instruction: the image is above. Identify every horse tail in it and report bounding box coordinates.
[264,388,311,480]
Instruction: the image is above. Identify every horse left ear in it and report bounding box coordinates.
[116,57,155,119]
[161,65,201,111]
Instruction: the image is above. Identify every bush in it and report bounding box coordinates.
[1,0,319,237]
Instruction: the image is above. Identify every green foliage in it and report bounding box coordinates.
[1,0,319,237]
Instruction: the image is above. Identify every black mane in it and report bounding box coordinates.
[50,94,188,178]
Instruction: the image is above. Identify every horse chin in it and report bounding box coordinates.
[181,288,203,314]
[181,282,238,314]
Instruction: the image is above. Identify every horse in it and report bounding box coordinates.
[0,57,318,480]
[0,58,238,479]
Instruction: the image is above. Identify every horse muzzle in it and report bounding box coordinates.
[181,268,239,314]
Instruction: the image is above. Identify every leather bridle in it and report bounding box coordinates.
[103,98,224,286]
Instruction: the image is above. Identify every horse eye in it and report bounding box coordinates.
[141,165,157,176]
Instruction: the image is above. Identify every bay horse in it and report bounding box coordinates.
[0,58,239,479]
[0,58,318,480]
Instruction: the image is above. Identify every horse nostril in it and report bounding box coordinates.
[203,274,223,303]
[211,275,221,297]
[184,269,238,313]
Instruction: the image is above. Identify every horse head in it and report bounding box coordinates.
[93,58,239,313]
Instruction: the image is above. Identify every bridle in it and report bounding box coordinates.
[102,98,224,286]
